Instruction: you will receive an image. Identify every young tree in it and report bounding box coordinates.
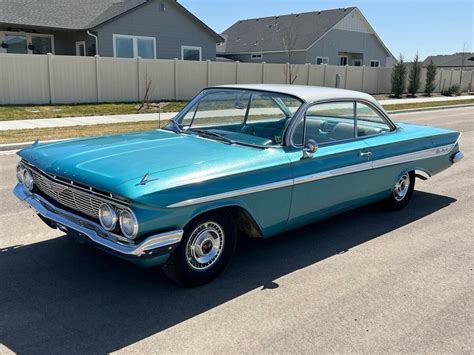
[424,59,437,96]
[408,53,422,96]
[391,54,407,98]
[282,20,299,84]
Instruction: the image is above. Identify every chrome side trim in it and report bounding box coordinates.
[168,179,294,208]
[452,151,464,163]
[14,184,183,257]
[168,143,457,208]
[293,161,373,185]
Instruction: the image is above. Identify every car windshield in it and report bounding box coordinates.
[167,89,303,146]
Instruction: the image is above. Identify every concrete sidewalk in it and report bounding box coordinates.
[1,95,472,131]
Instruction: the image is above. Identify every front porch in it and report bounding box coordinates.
[0,27,96,56]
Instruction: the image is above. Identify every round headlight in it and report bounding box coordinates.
[119,209,138,239]
[16,164,25,183]
[22,168,34,191]
[99,203,118,231]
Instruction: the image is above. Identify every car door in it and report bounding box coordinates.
[355,101,433,197]
[286,101,374,229]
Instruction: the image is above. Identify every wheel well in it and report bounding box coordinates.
[186,206,263,239]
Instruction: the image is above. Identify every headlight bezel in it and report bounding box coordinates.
[22,168,34,191]
[98,203,118,231]
[16,163,25,183]
[119,209,139,240]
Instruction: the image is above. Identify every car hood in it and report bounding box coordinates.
[18,130,288,197]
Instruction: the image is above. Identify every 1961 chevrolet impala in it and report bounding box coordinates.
[14,84,464,286]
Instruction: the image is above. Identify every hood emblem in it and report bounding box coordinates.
[136,173,159,186]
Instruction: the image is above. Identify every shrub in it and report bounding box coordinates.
[391,55,407,98]
[408,54,422,96]
[424,60,437,96]
[442,84,461,96]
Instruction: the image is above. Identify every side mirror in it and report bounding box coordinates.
[302,139,318,159]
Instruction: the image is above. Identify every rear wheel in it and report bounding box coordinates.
[383,171,415,210]
[162,210,237,287]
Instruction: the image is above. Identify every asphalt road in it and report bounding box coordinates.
[0,107,472,354]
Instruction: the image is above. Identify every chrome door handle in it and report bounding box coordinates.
[360,151,372,158]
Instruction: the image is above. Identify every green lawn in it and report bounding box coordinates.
[0,101,188,121]
[382,99,474,111]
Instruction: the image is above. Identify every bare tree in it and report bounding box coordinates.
[282,19,300,84]
[138,71,154,111]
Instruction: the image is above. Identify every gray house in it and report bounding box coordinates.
[0,0,222,60]
[423,52,474,69]
[217,7,395,67]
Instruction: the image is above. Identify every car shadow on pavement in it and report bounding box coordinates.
[0,191,456,354]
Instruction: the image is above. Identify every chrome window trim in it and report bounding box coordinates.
[168,142,457,208]
[22,160,130,208]
[285,98,397,148]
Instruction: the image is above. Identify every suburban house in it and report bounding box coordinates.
[217,7,395,67]
[0,0,223,60]
[423,52,474,69]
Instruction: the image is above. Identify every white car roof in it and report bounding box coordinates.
[213,84,378,105]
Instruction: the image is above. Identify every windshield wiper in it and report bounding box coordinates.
[186,128,234,145]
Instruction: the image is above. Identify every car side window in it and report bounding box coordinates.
[293,101,355,146]
[356,102,391,137]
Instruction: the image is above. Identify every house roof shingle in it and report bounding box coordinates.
[218,7,356,54]
[0,0,223,42]
[423,52,474,68]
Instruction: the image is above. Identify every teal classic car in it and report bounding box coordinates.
[14,84,464,286]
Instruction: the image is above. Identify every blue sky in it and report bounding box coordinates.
[180,0,473,60]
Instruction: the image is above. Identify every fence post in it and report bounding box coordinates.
[47,53,55,104]
[206,60,211,86]
[306,63,311,85]
[235,61,239,84]
[137,57,142,102]
[95,55,101,102]
[438,68,443,92]
[344,64,348,89]
[323,64,327,86]
[361,65,365,92]
[449,69,454,87]
[261,62,265,83]
[174,58,178,100]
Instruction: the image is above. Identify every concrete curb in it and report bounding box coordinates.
[1,104,472,153]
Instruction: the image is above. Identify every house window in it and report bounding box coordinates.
[338,56,348,66]
[1,32,54,54]
[181,46,202,61]
[370,60,380,67]
[352,59,362,66]
[251,53,262,60]
[316,56,329,65]
[5,34,27,54]
[113,34,156,59]
[31,35,53,54]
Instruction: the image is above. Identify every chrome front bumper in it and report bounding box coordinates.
[452,151,464,163]
[13,184,183,260]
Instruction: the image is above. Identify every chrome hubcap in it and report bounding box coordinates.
[393,174,410,201]
[186,221,224,270]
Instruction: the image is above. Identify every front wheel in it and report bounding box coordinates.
[383,171,415,210]
[162,210,237,287]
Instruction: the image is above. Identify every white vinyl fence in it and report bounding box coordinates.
[0,53,473,105]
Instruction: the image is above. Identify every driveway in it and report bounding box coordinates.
[0,107,472,353]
